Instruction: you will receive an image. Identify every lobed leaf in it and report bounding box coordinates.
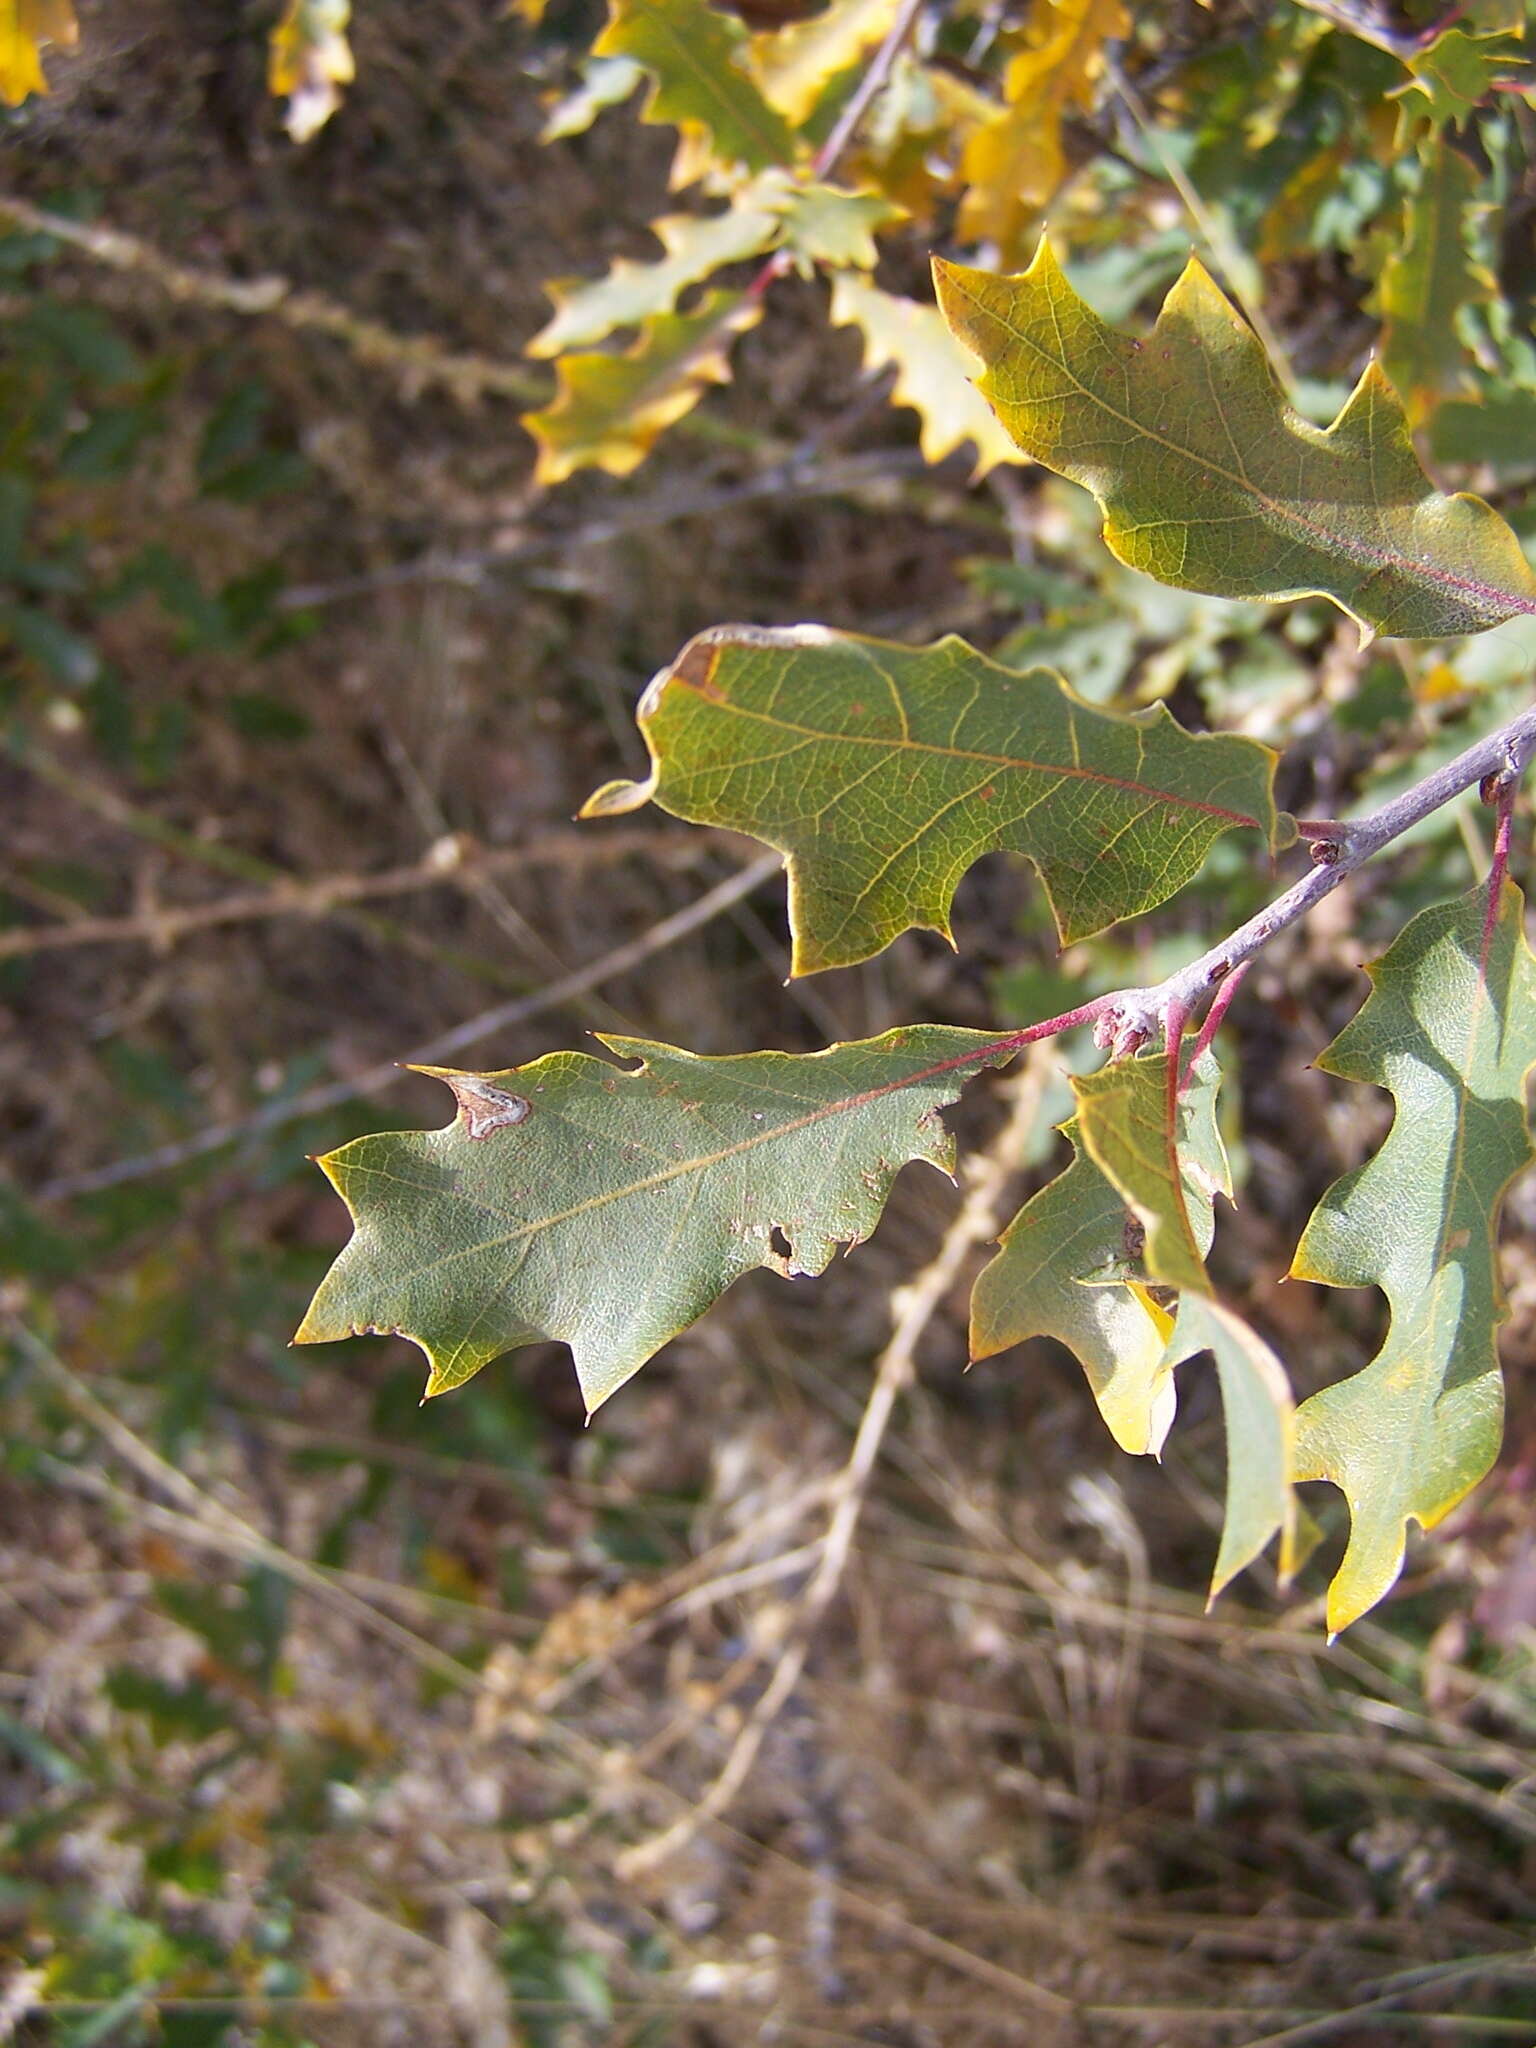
[594,0,796,178]
[295,1027,1014,1415]
[1291,880,1536,1632]
[1392,27,1529,137]
[972,1050,1231,1456]
[933,239,1536,639]
[971,1119,1174,1457]
[582,626,1278,975]
[830,272,1025,477]
[522,291,759,485]
[959,0,1130,258]
[766,176,899,271]
[1072,1048,1232,1296]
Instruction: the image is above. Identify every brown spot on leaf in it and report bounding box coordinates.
[673,641,725,701]
[445,1076,533,1140]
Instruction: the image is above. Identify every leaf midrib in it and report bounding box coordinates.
[663,677,1265,828]
[354,1037,1013,1287]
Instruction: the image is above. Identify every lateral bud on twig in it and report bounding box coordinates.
[1295,819,1348,866]
[1093,1002,1152,1062]
[1482,728,1536,805]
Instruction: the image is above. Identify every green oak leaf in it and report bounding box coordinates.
[1391,29,1528,138]
[522,291,759,485]
[932,239,1536,640]
[764,175,899,272]
[582,626,1277,975]
[1070,1048,1232,1297]
[1161,1295,1299,1602]
[594,0,796,177]
[1290,880,1536,1633]
[295,1026,1012,1415]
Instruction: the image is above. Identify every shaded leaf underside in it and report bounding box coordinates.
[1163,1294,1298,1601]
[583,624,1277,974]
[971,1048,1228,1456]
[1291,880,1536,1632]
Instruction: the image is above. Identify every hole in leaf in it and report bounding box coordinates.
[769,1225,792,1260]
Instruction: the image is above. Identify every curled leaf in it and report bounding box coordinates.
[1072,1048,1232,1296]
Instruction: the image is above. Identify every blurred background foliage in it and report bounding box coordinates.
[5,1,1536,2042]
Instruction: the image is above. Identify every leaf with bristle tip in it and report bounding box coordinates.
[933,239,1536,640]
[294,1027,1015,1414]
[582,624,1277,975]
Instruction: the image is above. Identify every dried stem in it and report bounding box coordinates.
[0,191,545,407]
[0,827,716,961]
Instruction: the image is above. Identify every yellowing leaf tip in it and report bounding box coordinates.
[580,772,656,818]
